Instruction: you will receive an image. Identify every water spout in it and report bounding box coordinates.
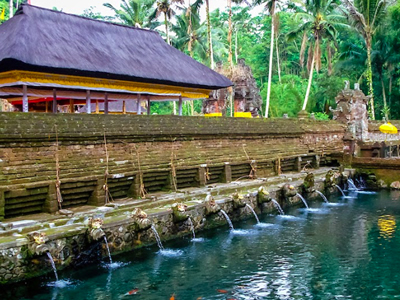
[348,179,359,191]
[245,204,260,224]
[46,252,59,281]
[103,236,112,264]
[296,193,309,209]
[151,225,164,250]
[335,185,346,197]
[220,209,234,230]
[315,190,329,203]
[188,217,196,239]
[271,199,285,215]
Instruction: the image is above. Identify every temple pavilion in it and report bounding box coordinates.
[0,4,232,114]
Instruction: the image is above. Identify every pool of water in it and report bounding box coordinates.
[3,190,400,299]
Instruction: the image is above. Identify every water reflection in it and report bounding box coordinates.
[378,215,396,240]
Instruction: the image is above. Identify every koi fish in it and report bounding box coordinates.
[217,289,228,293]
[170,293,175,300]
[124,288,139,296]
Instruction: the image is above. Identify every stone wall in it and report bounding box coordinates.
[0,113,346,219]
[0,170,343,285]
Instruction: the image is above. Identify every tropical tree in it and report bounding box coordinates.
[150,0,184,44]
[253,0,281,118]
[104,0,157,28]
[342,0,394,120]
[287,0,346,112]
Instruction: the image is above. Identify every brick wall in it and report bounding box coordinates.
[0,113,346,219]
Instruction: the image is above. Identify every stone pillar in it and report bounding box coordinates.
[198,164,207,187]
[0,189,5,220]
[178,96,183,116]
[222,162,232,183]
[127,174,140,198]
[52,89,57,113]
[88,178,106,206]
[342,132,356,167]
[333,84,369,142]
[104,93,109,115]
[86,90,91,114]
[44,183,59,213]
[295,157,302,172]
[312,155,320,169]
[22,85,28,113]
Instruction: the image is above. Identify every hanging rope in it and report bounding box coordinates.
[170,149,178,192]
[132,145,147,198]
[54,125,63,210]
[103,131,113,204]
[243,145,256,179]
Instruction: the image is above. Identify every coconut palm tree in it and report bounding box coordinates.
[104,0,158,28]
[150,0,184,44]
[287,0,346,112]
[253,0,280,118]
[342,0,394,120]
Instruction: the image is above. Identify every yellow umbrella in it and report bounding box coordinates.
[379,122,398,134]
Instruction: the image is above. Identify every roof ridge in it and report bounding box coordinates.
[19,3,160,35]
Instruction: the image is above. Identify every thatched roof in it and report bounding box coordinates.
[0,4,232,90]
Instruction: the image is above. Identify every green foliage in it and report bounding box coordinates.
[2,0,400,119]
[313,112,330,120]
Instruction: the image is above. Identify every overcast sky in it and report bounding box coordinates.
[31,1,233,20]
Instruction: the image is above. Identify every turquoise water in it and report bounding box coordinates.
[3,190,400,299]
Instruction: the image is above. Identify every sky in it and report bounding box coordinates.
[31,0,233,19]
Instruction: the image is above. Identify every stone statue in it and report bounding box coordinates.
[344,80,350,90]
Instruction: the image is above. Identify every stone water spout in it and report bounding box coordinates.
[86,217,106,243]
[282,184,297,199]
[129,208,152,231]
[303,173,315,193]
[231,192,247,209]
[204,193,221,215]
[27,232,49,256]
[171,203,189,223]
[325,170,338,188]
[257,186,271,204]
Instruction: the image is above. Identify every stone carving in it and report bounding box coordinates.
[129,208,152,231]
[204,193,221,215]
[171,203,189,223]
[344,80,350,90]
[257,186,271,203]
[325,170,338,188]
[282,184,297,198]
[303,173,315,193]
[203,59,262,117]
[27,232,49,256]
[86,217,105,242]
[231,192,246,209]
[333,85,369,141]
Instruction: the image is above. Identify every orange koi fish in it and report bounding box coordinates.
[217,289,228,293]
[124,288,139,296]
[170,293,175,300]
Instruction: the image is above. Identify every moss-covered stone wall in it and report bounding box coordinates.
[0,113,346,219]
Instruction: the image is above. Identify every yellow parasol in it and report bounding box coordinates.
[379,122,398,134]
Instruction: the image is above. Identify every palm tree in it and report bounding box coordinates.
[205,0,215,68]
[104,0,157,28]
[150,0,184,44]
[342,0,394,120]
[287,0,346,112]
[253,0,280,118]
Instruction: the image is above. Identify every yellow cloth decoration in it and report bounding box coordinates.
[379,122,398,134]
